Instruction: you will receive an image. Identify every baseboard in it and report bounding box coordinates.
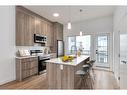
[0,77,15,85]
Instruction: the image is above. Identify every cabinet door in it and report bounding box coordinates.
[57,24,63,40]
[22,70,30,79]
[35,17,41,35]
[28,15,35,46]
[50,24,54,46]
[40,20,46,35]
[16,9,35,46]
[24,14,35,46]
[16,10,25,46]
[46,22,52,46]
[30,61,38,68]
[30,67,38,75]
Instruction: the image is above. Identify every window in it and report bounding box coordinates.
[68,36,76,54]
[68,35,91,55]
[76,35,91,55]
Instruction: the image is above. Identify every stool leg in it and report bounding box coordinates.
[84,75,90,89]
[80,76,83,89]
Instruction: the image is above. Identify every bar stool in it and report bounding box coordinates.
[82,60,96,89]
[75,68,89,89]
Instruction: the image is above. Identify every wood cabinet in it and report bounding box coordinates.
[16,56,38,81]
[56,23,63,40]
[46,22,54,47]
[16,8,35,46]
[35,17,41,35]
[16,6,63,49]
[51,22,63,53]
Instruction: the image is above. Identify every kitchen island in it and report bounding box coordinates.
[46,55,90,89]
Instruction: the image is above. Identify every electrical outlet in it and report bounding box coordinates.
[60,65,63,70]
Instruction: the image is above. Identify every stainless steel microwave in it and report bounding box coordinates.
[34,34,47,44]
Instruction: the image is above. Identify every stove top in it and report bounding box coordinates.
[30,50,51,60]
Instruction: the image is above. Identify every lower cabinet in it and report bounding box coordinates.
[16,56,38,81]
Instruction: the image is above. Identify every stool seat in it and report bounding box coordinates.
[82,64,89,68]
[76,70,86,75]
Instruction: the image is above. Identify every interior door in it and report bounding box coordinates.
[95,34,110,68]
[120,34,127,89]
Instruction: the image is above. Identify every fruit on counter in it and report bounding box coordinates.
[61,55,74,62]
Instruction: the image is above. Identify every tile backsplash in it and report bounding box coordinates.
[16,44,50,56]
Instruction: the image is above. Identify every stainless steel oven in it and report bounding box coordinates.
[30,50,50,74]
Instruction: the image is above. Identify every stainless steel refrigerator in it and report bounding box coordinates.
[57,40,64,57]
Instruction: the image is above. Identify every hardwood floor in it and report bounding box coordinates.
[94,70,119,89]
[0,70,119,89]
[0,73,48,89]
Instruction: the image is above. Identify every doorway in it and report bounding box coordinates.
[119,34,127,89]
[94,34,110,69]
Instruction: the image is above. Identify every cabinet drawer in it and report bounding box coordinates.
[30,61,38,68]
[29,57,38,62]
[22,62,30,70]
[22,70,30,79]
[22,58,30,63]
[30,67,38,76]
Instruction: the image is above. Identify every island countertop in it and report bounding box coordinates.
[45,55,89,66]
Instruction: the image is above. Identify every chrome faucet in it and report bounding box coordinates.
[71,45,77,54]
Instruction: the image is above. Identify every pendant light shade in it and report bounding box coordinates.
[67,22,71,30]
[67,6,72,30]
[79,9,83,36]
[80,31,82,36]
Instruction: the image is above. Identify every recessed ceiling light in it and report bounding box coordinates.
[53,13,59,17]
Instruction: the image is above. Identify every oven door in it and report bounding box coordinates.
[38,58,50,74]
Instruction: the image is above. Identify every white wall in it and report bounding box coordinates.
[113,6,127,82]
[0,6,16,85]
[63,16,113,70]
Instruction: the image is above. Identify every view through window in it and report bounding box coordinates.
[68,35,91,55]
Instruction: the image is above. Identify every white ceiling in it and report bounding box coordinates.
[24,6,115,24]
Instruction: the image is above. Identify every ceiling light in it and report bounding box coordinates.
[67,22,71,30]
[67,6,72,30]
[79,9,83,36]
[53,13,59,17]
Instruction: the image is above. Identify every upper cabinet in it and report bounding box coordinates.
[16,6,63,50]
[53,22,63,40]
[50,22,63,53]
[46,22,53,47]
[16,8,35,46]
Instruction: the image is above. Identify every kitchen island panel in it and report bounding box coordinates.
[46,55,90,89]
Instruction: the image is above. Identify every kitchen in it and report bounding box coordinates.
[0,5,127,90]
[15,6,64,80]
[14,6,91,89]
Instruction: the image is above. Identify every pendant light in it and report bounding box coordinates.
[67,6,72,30]
[67,22,71,30]
[79,9,83,36]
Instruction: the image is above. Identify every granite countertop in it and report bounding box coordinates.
[45,55,89,66]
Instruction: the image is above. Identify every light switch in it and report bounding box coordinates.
[60,65,63,70]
